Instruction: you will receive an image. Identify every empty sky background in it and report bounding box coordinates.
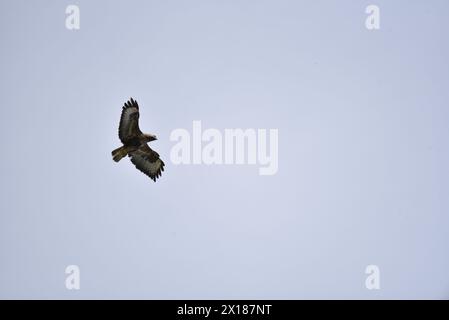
[0,0,448,299]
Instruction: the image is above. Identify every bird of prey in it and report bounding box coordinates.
[111,98,165,182]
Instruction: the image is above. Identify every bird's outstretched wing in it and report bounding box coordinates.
[119,98,142,143]
[129,144,165,182]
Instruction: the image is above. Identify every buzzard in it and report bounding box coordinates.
[111,98,165,182]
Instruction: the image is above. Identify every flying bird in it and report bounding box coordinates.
[111,98,165,182]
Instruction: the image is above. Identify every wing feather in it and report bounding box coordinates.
[129,144,165,182]
[119,98,142,143]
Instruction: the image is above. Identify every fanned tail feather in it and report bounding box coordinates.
[112,146,128,162]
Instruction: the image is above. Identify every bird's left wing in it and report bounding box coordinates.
[129,144,165,182]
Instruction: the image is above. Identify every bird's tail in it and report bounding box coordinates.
[112,146,128,162]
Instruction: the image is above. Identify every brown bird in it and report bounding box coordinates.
[111,98,165,182]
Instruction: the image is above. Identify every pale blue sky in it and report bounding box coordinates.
[0,0,448,299]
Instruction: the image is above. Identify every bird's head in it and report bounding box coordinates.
[144,133,157,142]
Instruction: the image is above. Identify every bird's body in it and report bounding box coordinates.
[112,98,165,182]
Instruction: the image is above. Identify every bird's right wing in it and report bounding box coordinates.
[119,98,142,143]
